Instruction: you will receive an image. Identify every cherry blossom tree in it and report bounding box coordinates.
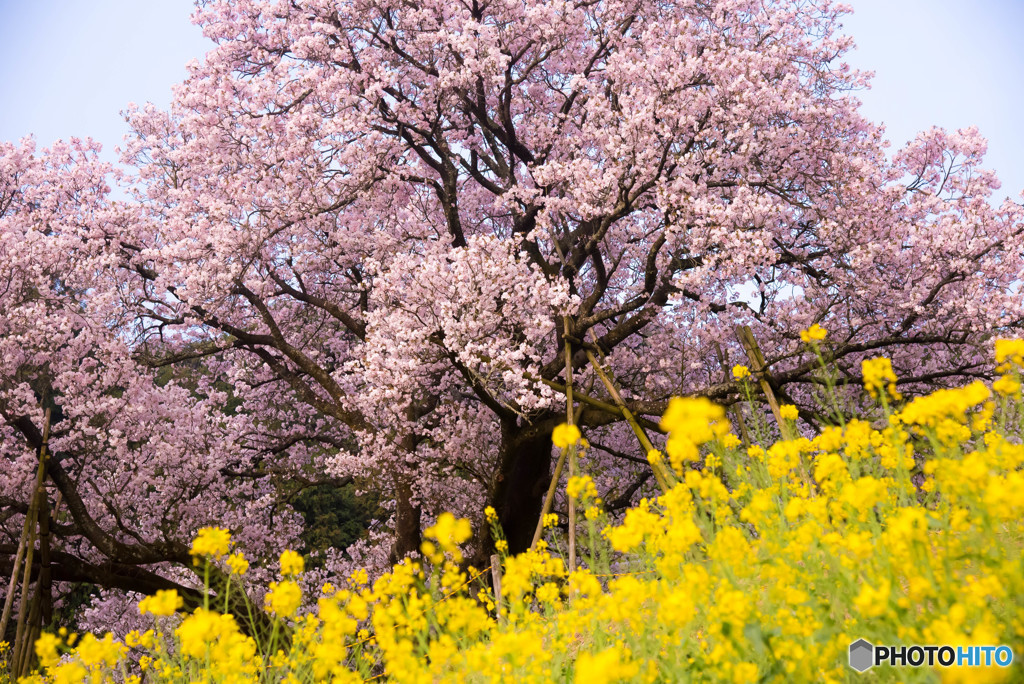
[3,0,1023,631]
[0,138,314,638]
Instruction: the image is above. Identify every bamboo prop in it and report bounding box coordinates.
[15,597,41,679]
[714,342,752,447]
[2,409,50,651]
[530,394,587,550]
[535,376,662,433]
[568,438,578,572]
[8,408,51,676]
[563,321,579,572]
[735,326,786,436]
[530,317,585,550]
[13,489,62,680]
[585,350,671,492]
[0,503,33,647]
[489,554,503,621]
[37,488,54,628]
[10,500,40,674]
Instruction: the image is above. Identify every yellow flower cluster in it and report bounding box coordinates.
[266,579,303,617]
[25,342,1024,684]
[189,526,232,559]
[898,380,991,429]
[280,549,305,576]
[993,339,1024,397]
[552,422,581,448]
[992,373,1021,396]
[799,323,827,343]
[861,356,901,401]
[175,608,259,682]
[138,589,182,617]
[995,338,1024,371]
[566,475,599,502]
[227,550,249,575]
[426,512,471,552]
[660,396,730,474]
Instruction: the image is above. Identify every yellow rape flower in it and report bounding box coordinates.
[348,568,369,587]
[425,512,472,554]
[732,364,750,380]
[861,357,901,401]
[899,381,991,428]
[138,589,182,617]
[280,549,305,576]
[74,633,125,669]
[566,475,598,501]
[190,526,232,559]
[226,551,249,575]
[800,323,827,343]
[992,374,1020,396]
[721,433,742,449]
[574,646,640,684]
[124,629,154,650]
[552,422,582,448]
[175,608,248,660]
[994,338,1024,371]
[853,579,891,618]
[535,582,561,605]
[266,580,303,617]
[49,661,87,684]
[779,404,798,421]
[660,396,730,443]
[34,632,61,668]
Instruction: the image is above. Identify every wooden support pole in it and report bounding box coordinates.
[15,597,41,678]
[532,317,595,553]
[37,486,53,629]
[535,376,663,433]
[531,434,568,549]
[0,504,33,645]
[563,322,579,572]
[585,350,671,492]
[714,342,751,447]
[10,409,51,677]
[489,554,503,621]
[2,409,50,663]
[531,401,586,550]
[10,506,39,674]
[735,326,786,435]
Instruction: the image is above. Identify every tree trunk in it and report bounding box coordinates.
[390,476,422,563]
[491,417,554,555]
[389,406,424,563]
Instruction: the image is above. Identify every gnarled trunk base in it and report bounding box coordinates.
[490,418,554,556]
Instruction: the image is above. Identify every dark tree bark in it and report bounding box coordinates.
[491,417,554,555]
[391,476,422,563]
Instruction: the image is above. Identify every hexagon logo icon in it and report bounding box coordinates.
[849,639,874,672]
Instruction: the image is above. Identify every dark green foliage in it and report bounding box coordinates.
[292,483,383,565]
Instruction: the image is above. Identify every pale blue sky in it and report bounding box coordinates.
[1,0,1022,199]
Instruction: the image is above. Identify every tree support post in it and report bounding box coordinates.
[735,326,787,437]
[714,342,752,447]
[7,408,51,679]
[489,554,503,621]
[585,350,671,492]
